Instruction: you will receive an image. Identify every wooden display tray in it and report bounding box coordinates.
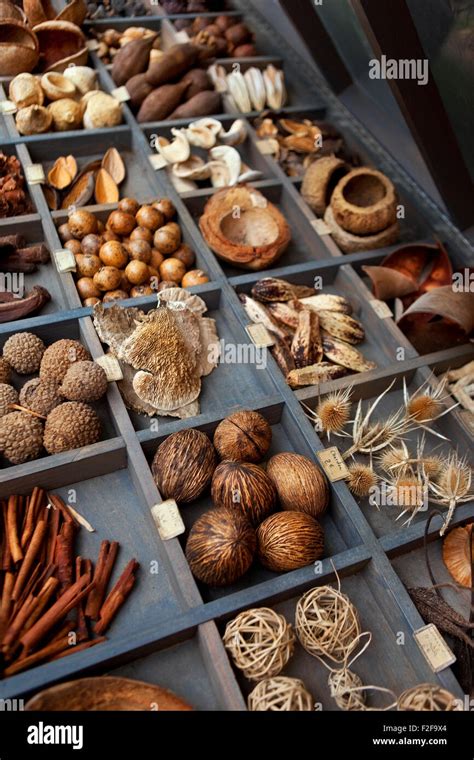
[0,1,472,710]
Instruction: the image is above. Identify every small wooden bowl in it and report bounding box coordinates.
[25,676,194,711]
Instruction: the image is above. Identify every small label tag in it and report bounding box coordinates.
[53,249,76,273]
[317,446,349,481]
[370,299,392,319]
[175,30,190,43]
[25,164,45,185]
[151,499,185,541]
[245,323,275,348]
[255,138,278,155]
[413,624,456,673]
[86,39,100,51]
[0,100,17,115]
[111,86,130,102]
[95,355,123,382]
[149,154,168,171]
[311,218,331,236]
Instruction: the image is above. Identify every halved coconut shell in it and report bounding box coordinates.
[418,241,453,293]
[25,676,193,711]
[56,0,87,26]
[362,265,418,301]
[382,243,433,282]
[442,524,472,588]
[0,21,39,76]
[331,167,398,235]
[324,204,399,253]
[33,20,87,73]
[199,184,291,270]
[301,156,348,216]
[0,1,27,22]
[23,0,56,26]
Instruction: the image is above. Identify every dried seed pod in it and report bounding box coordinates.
[83,92,122,130]
[41,71,77,101]
[152,428,216,503]
[16,105,52,136]
[48,98,83,131]
[95,169,119,204]
[257,512,324,572]
[185,508,256,586]
[9,73,44,109]
[213,410,272,463]
[211,461,277,526]
[266,452,329,518]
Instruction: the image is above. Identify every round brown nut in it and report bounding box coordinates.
[213,410,272,463]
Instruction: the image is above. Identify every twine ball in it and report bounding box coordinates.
[295,585,361,663]
[223,607,295,681]
[248,677,313,711]
[398,684,461,711]
[328,668,366,711]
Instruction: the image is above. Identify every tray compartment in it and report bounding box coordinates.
[139,399,365,603]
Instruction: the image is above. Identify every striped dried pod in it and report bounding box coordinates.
[266,452,329,519]
[211,461,277,527]
[213,409,272,463]
[152,429,216,503]
[185,508,256,586]
[346,463,378,498]
[257,512,324,572]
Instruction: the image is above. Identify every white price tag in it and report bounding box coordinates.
[53,249,76,273]
[245,323,274,348]
[317,447,350,482]
[25,164,45,185]
[413,624,456,673]
[151,499,185,541]
[0,100,17,115]
[95,355,123,382]
[111,86,131,102]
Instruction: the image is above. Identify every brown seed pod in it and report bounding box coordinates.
[135,205,164,231]
[152,428,217,503]
[68,209,98,239]
[257,512,324,572]
[172,243,195,269]
[103,290,129,302]
[93,266,122,292]
[153,198,175,220]
[153,222,181,255]
[130,225,153,244]
[266,452,329,519]
[118,197,140,216]
[181,269,209,288]
[211,461,277,527]
[159,258,186,284]
[125,260,149,286]
[65,239,82,256]
[99,240,128,269]
[213,409,272,463]
[76,277,101,300]
[107,210,136,237]
[81,234,102,257]
[76,253,101,278]
[58,222,73,243]
[185,508,256,586]
[127,239,152,263]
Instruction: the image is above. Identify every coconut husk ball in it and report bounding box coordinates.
[152,428,216,504]
[0,411,43,464]
[19,378,62,416]
[213,410,272,463]
[43,402,101,454]
[185,508,256,586]
[0,383,19,417]
[0,357,11,384]
[266,452,329,518]
[211,460,277,526]
[59,361,108,402]
[257,512,325,572]
[39,339,91,383]
[3,332,45,374]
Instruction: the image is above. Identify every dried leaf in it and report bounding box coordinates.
[47,157,74,190]
[383,243,433,281]
[363,265,418,301]
[101,147,126,185]
[418,242,452,293]
[94,168,119,204]
[61,171,95,209]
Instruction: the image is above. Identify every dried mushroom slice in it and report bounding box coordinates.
[158,287,207,316]
[93,304,146,358]
[198,317,220,377]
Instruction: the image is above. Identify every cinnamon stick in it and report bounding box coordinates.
[47,494,74,524]
[4,624,71,676]
[0,571,14,621]
[21,487,45,550]
[12,519,47,601]
[55,521,76,592]
[20,574,94,654]
[0,500,11,570]
[47,505,61,565]
[86,541,119,620]
[75,557,91,643]
[6,496,22,564]
[24,576,60,631]
[53,636,106,662]
[95,559,138,636]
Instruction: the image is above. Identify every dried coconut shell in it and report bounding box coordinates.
[331,168,398,235]
[301,156,347,216]
[362,265,418,301]
[442,525,473,588]
[324,205,399,253]
[56,0,87,26]
[398,286,474,335]
[33,21,87,73]
[0,21,39,76]
[23,0,56,26]
[94,168,119,204]
[199,184,291,271]
[0,1,27,22]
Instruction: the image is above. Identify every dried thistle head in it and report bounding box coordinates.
[390,476,426,509]
[378,442,410,474]
[346,462,378,498]
[316,387,352,435]
[404,375,455,425]
[429,452,473,536]
[419,454,443,480]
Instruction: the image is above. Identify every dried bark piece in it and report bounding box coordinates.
[363,265,417,301]
[287,362,347,388]
[398,287,474,335]
[291,310,322,368]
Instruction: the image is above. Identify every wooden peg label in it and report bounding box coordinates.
[95,355,123,382]
[111,86,131,102]
[413,624,456,673]
[317,446,349,481]
[246,323,275,348]
[53,249,76,273]
[25,164,46,185]
[151,499,185,541]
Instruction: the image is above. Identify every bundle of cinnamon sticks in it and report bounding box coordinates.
[0,487,139,678]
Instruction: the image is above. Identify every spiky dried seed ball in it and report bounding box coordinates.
[43,402,101,454]
[152,429,216,503]
[19,378,62,416]
[0,411,43,464]
[211,461,277,527]
[0,357,11,384]
[257,512,325,572]
[59,361,108,402]
[0,384,19,416]
[213,410,272,463]
[3,332,45,375]
[185,508,256,586]
[346,463,377,498]
[266,452,329,518]
[39,339,91,383]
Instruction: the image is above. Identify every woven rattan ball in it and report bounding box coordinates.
[328,668,366,711]
[248,676,313,711]
[223,607,295,681]
[398,684,461,712]
[295,585,361,663]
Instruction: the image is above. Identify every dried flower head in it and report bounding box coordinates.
[315,386,353,436]
[346,462,378,498]
[378,442,410,474]
[403,376,457,438]
[429,453,473,536]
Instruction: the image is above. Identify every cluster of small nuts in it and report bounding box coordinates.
[57,198,209,306]
[93,26,162,65]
